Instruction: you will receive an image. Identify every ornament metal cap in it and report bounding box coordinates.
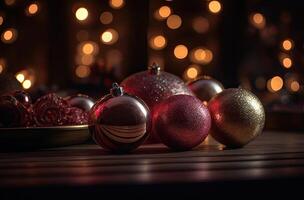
[148,62,161,75]
[110,83,124,97]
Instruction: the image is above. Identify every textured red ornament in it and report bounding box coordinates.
[89,83,151,153]
[121,63,193,143]
[153,95,211,151]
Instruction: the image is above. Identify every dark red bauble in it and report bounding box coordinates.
[12,90,32,107]
[120,63,193,143]
[65,94,94,112]
[188,76,224,103]
[0,95,33,127]
[89,83,151,153]
[153,95,211,151]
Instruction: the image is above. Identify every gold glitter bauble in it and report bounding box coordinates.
[208,88,265,148]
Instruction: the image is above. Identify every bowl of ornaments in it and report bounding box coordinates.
[0,90,94,150]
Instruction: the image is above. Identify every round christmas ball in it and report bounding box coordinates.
[188,76,224,103]
[208,88,265,148]
[65,94,94,112]
[89,83,151,153]
[121,63,193,143]
[12,90,32,107]
[0,95,32,127]
[153,95,211,151]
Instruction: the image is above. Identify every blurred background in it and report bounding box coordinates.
[1,0,304,124]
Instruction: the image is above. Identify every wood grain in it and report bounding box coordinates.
[1,131,304,197]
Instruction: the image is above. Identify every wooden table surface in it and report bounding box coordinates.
[1,131,304,198]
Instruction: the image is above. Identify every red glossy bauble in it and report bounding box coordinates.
[153,95,211,151]
[188,76,224,103]
[65,94,94,112]
[89,83,151,153]
[121,63,193,143]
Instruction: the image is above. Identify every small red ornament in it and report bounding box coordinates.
[153,95,211,151]
[0,95,32,127]
[188,76,224,103]
[121,63,193,143]
[89,83,151,153]
[65,94,94,112]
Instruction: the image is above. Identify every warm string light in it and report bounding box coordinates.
[150,35,167,50]
[15,70,35,89]
[174,45,188,59]
[0,59,5,75]
[267,76,283,92]
[185,64,200,80]
[75,7,89,21]
[26,3,39,16]
[290,81,300,92]
[192,17,209,34]
[22,80,32,89]
[109,0,125,9]
[1,28,17,44]
[190,48,213,64]
[100,12,113,25]
[158,6,171,19]
[0,16,3,26]
[282,57,292,68]
[281,39,293,51]
[250,13,266,29]
[166,14,182,29]
[4,0,15,6]
[208,1,222,14]
[100,29,119,45]
[75,65,91,78]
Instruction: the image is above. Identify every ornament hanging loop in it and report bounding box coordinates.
[110,83,124,97]
[148,62,161,75]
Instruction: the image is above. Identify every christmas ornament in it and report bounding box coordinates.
[121,63,193,143]
[208,88,265,148]
[188,76,224,103]
[12,90,32,107]
[153,95,211,151]
[65,94,94,112]
[33,93,69,126]
[64,107,88,125]
[0,95,32,127]
[89,83,151,153]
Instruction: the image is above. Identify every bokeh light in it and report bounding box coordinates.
[290,81,300,92]
[190,48,213,64]
[267,76,283,92]
[0,16,3,26]
[100,29,119,45]
[81,55,94,65]
[100,12,113,24]
[16,73,25,83]
[192,17,209,34]
[1,28,17,44]
[185,64,201,80]
[250,13,266,29]
[282,57,292,68]
[27,3,39,16]
[166,15,182,29]
[158,6,171,19]
[208,1,222,14]
[4,0,15,6]
[150,35,167,50]
[75,65,91,78]
[109,0,125,9]
[79,41,99,55]
[22,80,32,89]
[75,7,88,21]
[281,39,293,51]
[174,45,188,59]
[82,43,94,55]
